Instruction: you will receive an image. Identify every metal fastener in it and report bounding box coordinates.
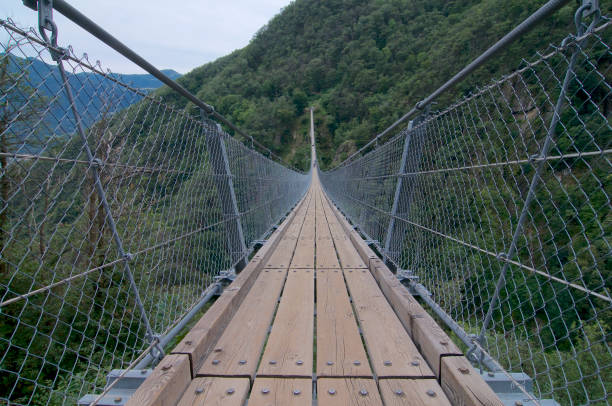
[114,397,122,403]
[353,360,361,366]
[488,371,495,377]
[395,389,404,396]
[239,360,247,365]
[161,364,172,371]
[328,388,336,395]
[459,366,470,374]
[359,389,368,396]
[226,388,235,395]
[384,360,392,366]
[296,360,303,365]
[195,388,204,394]
[439,340,448,345]
[327,361,334,366]
[426,389,436,397]
[269,360,277,365]
[185,340,192,345]
[293,389,301,396]
[515,402,523,406]
[140,369,147,374]
[262,388,270,394]
[212,359,220,365]
[214,347,222,352]
[411,360,420,366]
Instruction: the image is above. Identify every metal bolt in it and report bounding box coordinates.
[439,340,448,345]
[226,388,235,395]
[262,388,270,395]
[161,364,172,371]
[353,360,361,366]
[293,389,301,396]
[384,360,392,366]
[239,360,247,365]
[459,366,470,374]
[328,388,336,395]
[114,397,122,403]
[212,359,220,365]
[269,360,277,365]
[327,361,334,366]
[411,360,420,366]
[515,402,523,406]
[426,389,436,397]
[195,388,204,394]
[185,340,192,345]
[214,347,222,352]
[359,389,368,396]
[395,389,404,396]
[140,369,147,374]
[296,360,303,365]
[488,371,495,377]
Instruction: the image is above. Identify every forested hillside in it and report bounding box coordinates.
[158,0,586,170]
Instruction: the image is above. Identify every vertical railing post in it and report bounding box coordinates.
[205,121,248,272]
[474,0,597,362]
[382,115,426,269]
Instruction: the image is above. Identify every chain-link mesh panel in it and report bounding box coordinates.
[320,21,611,406]
[0,19,309,405]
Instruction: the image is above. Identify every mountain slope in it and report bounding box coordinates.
[156,0,583,170]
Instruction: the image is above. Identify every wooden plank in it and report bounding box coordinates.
[379,379,452,406]
[440,356,503,406]
[343,269,434,378]
[412,313,462,377]
[324,192,463,377]
[198,269,287,378]
[316,269,372,377]
[316,237,340,269]
[257,269,314,377]
[171,192,308,374]
[177,377,249,406]
[126,354,191,406]
[317,378,382,406]
[248,378,312,406]
[264,238,298,268]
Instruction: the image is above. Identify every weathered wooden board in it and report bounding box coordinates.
[257,269,314,377]
[379,379,452,406]
[343,269,434,378]
[264,238,298,268]
[198,269,287,378]
[248,378,312,406]
[317,378,382,406]
[316,237,341,269]
[316,269,372,377]
[126,354,191,406]
[176,377,249,406]
[440,356,503,406]
[170,191,310,375]
[291,237,315,268]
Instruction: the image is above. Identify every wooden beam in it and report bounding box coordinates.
[440,356,503,406]
[248,378,312,406]
[379,378,452,406]
[126,354,191,406]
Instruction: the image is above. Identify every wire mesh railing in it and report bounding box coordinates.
[320,8,611,406]
[0,17,309,405]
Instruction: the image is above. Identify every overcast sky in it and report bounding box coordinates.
[1,0,292,74]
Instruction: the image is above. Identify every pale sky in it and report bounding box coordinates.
[1,0,293,74]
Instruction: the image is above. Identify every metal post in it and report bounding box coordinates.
[476,0,597,357]
[205,122,248,271]
[382,116,426,268]
[35,0,164,363]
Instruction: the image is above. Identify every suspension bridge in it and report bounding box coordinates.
[0,0,610,405]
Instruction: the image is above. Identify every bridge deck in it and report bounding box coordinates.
[127,175,502,406]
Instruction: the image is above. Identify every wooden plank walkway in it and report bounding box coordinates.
[128,175,502,406]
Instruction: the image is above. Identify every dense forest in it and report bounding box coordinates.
[158,0,602,170]
[0,0,610,405]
